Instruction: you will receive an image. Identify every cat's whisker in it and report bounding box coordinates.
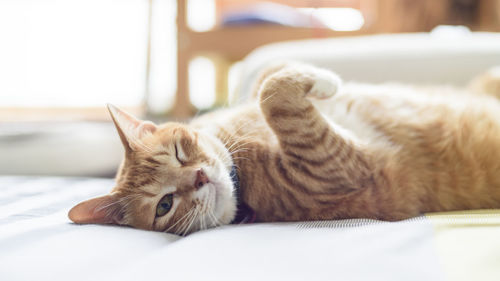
[214,151,240,170]
[200,194,210,230]
[200,214,206,231]
[218,129,259,165]
[227,143,251,154]
[208,211,220,228]
[177,213,194,235]
[225,139,246,153]
[95,194,142,224]
[229,151,249,158]
[219,130,234,147]
[229,147,250,153]
[227,149,252,160]
[207,212,216,227]
[177,207,197,236]
[182,209,200,235]
[183,205,201,236]
[225,142,255,158]
[204,192,211,212]
[117,196,142,216]
[213,143,248,166]
[181,204,202,236]
[213,153,231,169]
[259,90,279,105]
[229,148,251,156]
[207,194,220,228]
[228,131,258,143]
[174,204,201,235]
[233,126,261,137]
[204,193,215,227]
[230,118,256,134]
[215,150,231,163]
[95,194,138,213]
[205,194,214,228]
[231,156,252,162]
[166,207,195,233]
[229,155,251,164]
[220,119,259,146]
[225,133,259,149]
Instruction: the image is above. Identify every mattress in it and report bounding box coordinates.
[1,176,499,281]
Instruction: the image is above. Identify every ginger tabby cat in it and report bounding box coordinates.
[69,63,500,235]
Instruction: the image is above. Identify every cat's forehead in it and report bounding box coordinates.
[156,123,197,143]
[124,123,199,166]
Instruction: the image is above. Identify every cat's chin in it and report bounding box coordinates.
[209,180,237,226]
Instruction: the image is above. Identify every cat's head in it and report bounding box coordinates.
[68,105,237,235]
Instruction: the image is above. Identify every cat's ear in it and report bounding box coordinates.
[68,193,124,225]
[107,104,157,152]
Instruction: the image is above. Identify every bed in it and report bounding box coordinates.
[2,30,500,281]
[1,176,499,280]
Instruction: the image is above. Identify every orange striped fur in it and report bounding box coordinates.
[69,64,500,235]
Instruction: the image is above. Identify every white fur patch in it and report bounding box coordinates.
[306,67,342,99]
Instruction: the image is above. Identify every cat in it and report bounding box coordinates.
[69,63,500,235]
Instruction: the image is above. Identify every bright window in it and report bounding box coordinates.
[0,0,176,111]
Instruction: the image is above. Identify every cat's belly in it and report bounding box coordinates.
[310,83,468,146]
[311,92,386,146]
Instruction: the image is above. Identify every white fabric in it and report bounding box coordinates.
[0,176,444,280]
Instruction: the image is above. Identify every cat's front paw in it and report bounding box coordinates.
[306,67,342,99]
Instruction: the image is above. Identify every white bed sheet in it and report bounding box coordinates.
[0,176,445,281]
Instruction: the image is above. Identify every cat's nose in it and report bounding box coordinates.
[195,168,209,189]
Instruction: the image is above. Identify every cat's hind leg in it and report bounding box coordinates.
[258,65,373,194]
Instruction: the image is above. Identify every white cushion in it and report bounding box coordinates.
[237,31,500,100]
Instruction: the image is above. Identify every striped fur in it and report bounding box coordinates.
[69,64,500,234]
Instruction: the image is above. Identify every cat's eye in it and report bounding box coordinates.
[156,194,174,217]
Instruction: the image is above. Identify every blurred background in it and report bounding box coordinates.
[1,0,499,177]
